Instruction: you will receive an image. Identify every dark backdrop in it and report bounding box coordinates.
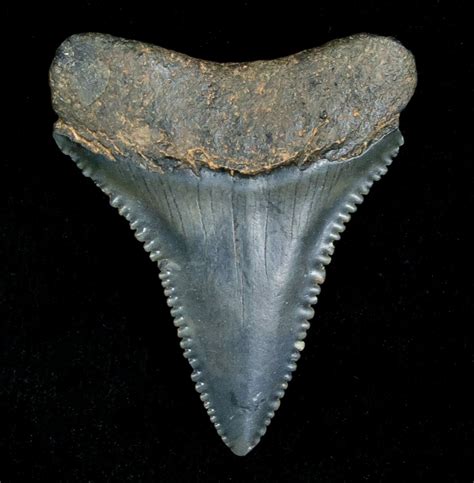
[3,1,472,481]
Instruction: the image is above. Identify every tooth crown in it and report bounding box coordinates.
[53,128,403,455]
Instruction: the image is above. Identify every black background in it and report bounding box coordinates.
[2,1,473,481]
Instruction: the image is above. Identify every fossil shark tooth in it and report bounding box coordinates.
[49,32,416,456]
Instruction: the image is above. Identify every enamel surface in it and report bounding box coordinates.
[54,129,403,455]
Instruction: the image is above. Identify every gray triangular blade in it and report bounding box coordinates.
[54,128,402,456]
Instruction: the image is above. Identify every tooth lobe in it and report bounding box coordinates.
[53,128,403,455]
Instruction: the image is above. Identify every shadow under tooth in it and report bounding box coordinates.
[53,128,403,456]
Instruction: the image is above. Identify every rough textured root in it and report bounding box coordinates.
[65,140,399,454]
[51,33,416,175]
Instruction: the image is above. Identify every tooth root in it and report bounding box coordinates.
[54,128,403,455]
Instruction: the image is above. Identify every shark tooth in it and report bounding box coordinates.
[49,33,416,456]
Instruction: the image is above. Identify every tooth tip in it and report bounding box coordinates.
[207,391,280,456]
[225,428,259,456]
[229,443,255,457]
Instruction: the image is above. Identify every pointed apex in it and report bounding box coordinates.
[229,437,256,457]
[207,386,276,456]
[200,376,284,456]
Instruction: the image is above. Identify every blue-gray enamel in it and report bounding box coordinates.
[54,129,403,455]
